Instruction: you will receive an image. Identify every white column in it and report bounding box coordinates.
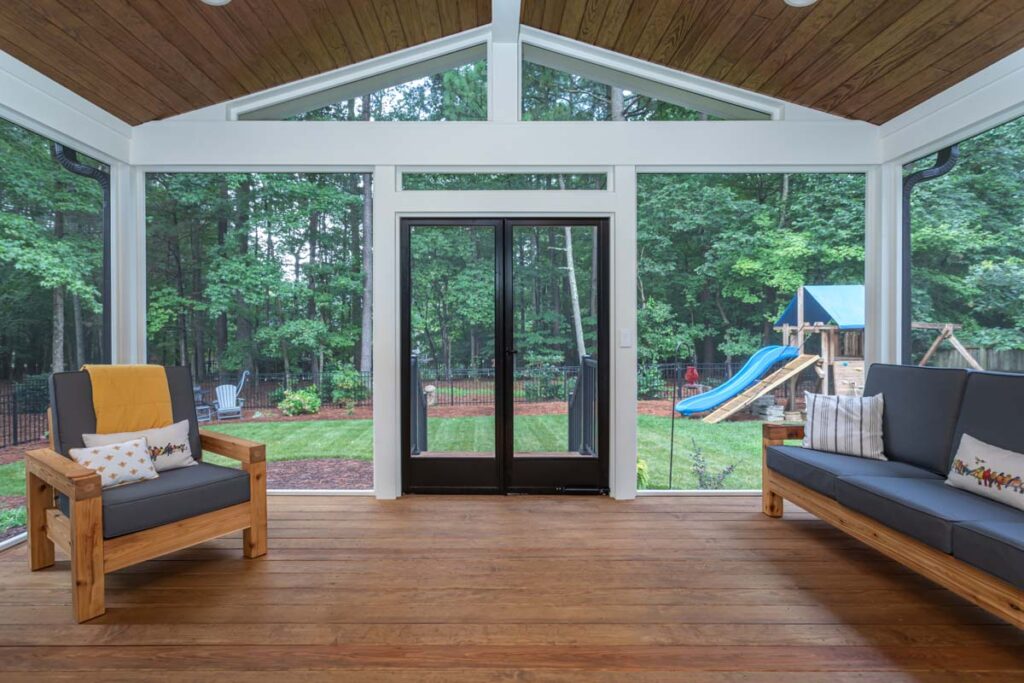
[488,41,520,123]
[372,166,401,499]
[609,166,638,499]
[109,163,147,364]
[864,162,902,367]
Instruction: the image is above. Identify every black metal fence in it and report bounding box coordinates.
[0,359,817,450]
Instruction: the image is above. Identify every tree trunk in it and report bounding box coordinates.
[610,86,625,121]
[73,294,85,366]
[52,210,66,372]
[564,226,587,362]
[216,181,229,376]
[235,179,253,371]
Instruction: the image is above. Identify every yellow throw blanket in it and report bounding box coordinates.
[82,364,173,434]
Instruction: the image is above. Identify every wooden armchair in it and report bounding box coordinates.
[25,367,268,623]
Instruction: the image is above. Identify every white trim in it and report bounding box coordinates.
[610,165,637,500]
[882,47,1024,164]
[160,27,491,123]
[519,27,848,124]
[0,50,130,163]
[0,532,26,552]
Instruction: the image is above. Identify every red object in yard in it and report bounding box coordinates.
[684,365,700,386]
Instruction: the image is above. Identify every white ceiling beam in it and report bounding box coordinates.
[491,0,522,44]
[881,46,1024,164]
[131,120,881,167]
[0,50,131,163]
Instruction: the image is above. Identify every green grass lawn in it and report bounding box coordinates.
[0,414,767,536]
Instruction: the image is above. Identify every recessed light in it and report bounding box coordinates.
[201,0,232,6]
[784,0,819,6]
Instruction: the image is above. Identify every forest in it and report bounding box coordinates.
[2,58,1024,386]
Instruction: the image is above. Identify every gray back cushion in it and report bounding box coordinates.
[50,366,201,460]
[862,363,968,475]
[952,371,1024,461]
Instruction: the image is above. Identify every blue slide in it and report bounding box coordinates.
[675,345,799,416]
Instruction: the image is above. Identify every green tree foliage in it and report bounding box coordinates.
[637,173,866,364]
[0,118,105,378]
[908,115,1024,355]
[145,171,369,381]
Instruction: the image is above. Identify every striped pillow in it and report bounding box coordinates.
[803,391,885,460]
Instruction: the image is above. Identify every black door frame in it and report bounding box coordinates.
[400,217,610,494]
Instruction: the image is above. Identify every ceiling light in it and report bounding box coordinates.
[201,0,232,6]
[784,0,819,6]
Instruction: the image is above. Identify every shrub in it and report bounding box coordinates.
[524,366,565,401]
[330,364,370,410]
[687,438,736,490]
[277,387,321,416]
[637,365,666,400]
[268,386,286,405]
[636,458,650,490]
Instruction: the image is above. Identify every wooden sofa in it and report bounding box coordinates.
[25,367,267,623]
[762,364,1024,629]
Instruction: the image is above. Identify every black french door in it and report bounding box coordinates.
[401,218,609,494]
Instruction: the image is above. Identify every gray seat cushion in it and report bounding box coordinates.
[60,463,249,539]
[953,521,1024,589]
[952,370,1024,465]
[766,445,940,499]
[836,476,1024,553]
[862,364,968,475]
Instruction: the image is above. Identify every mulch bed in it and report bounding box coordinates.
[267,458,372,490]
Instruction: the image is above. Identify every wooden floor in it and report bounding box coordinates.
[0,494,1022,681]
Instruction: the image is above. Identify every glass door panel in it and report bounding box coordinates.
[402,221,502,492]
[510,224,599,458]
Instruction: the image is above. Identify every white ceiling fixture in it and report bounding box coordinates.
[784,0,819,6]
[200,0,232,6]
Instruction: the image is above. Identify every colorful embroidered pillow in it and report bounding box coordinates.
[83,419,196,472]
[803,391,885,460]
[946,434,1024,511]
[69,438,159,489]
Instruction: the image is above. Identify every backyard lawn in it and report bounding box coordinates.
[0,414,772,537]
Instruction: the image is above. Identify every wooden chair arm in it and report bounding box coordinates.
[200,429,266,464]
[25,448,102,500]
[762,422,805,444]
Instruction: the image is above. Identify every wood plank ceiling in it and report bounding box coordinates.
[0,0,490,125]
[522,0,1024,124]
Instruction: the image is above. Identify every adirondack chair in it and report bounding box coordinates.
[213,370,249,421]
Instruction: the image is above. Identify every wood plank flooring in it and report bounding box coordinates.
[0,494,1022,680]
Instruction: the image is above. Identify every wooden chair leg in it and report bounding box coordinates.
[762,486,784,518]
[243,460,267,559]
[70,497,105,622]
[26,471,55,571]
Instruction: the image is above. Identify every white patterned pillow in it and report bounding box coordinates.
[803,391,885,460]
[946,434,1024,511]
[69,438,159,489]
[83,419,196,472]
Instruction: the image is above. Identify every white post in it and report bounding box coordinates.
[610,165,638,500]
[109,163,147,364]
[372,166,400,499]
[488,0,521,124]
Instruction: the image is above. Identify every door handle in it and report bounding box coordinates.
[506,348,518,355]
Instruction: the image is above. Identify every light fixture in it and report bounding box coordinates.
[784,0,819,6]
[201,0,232,6]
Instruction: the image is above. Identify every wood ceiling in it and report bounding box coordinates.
[522,0,1024,124]
[0,0,490,125]
[0,1,1022,126]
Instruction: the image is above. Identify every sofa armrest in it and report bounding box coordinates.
[762,422,805,446]
[25,448,102,500]
[200,429,266,464]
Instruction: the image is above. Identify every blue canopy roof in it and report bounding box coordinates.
[775,285,865,330]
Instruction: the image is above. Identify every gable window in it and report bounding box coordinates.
[521,45,770,122]
[239,46,487,122]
